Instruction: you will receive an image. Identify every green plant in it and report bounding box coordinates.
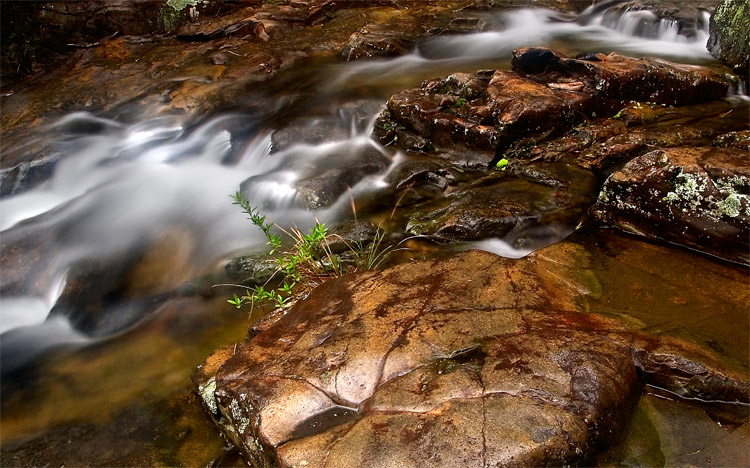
[232,192,281,253]
[227,192,409,311]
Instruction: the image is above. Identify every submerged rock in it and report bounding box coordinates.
[194,248,748,468]
[528,98,749,173]
[403,161,597,245]
[593,146,750,265]
[342,24,413,61]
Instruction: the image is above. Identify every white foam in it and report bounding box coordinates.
[466,238,534,259]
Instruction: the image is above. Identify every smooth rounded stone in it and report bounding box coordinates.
[224,254,279,285]
[238,142,390,209]
[294,152,391,209]
[592,146,750,265]
[195,248,748,467]
[707,0,750,79]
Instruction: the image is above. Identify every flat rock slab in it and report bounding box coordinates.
[194,249,749,468]
[593,146,750,265]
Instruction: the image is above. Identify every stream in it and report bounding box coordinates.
[1,3,746,466]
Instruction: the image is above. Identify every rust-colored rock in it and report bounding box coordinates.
[194,249,748,467]
[511,98,750,173]
[511,47,733,105]
[375,47,735,163]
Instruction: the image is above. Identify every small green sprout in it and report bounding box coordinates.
[496,158,509,171]
[228,293,247,309]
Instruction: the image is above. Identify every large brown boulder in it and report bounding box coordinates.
[510,47,732,105]
[374,47,736,161]
[194,248,748,468]
[592,146,750,265]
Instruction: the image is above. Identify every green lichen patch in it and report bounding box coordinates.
[716,192,743,217]
[319,370,334,385]
[198,377,218,415]
[713,175,750,218]
[662,169,750,219]
[229,399,250,433]
[661,169,708,209]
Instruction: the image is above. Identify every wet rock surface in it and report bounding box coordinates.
[375,47,735,160]
[195,247,749,468]
[593,146,750,265]
[707,0,750,80]
[402,162,597,244]
[373,47,746,250]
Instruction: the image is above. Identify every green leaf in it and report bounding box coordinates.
[496,158,509,171]
[227,293,245,309]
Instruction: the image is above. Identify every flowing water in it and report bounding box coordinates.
[1,3,745,466]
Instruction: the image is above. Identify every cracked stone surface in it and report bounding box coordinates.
[193,248,749,467]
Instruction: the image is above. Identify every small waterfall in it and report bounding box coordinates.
[583,3,711,45]
[334,3,714,92]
